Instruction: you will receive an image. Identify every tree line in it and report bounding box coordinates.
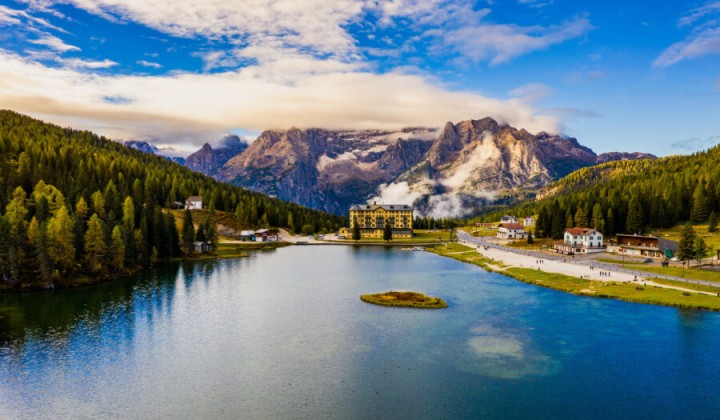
[0,110,345,287]
[476,146,720,240]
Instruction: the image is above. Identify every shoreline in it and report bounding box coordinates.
[427,242,720,312]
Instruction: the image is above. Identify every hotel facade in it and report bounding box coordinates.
[348,203,414,239]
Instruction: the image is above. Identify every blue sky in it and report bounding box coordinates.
[0,0,718,156]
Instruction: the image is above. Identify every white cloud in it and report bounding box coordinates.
[64,58,118,68]
[654,2,720,67]
[653,27,720,67]
[0,49,559,150]
[440,16,592,65]
[137,60,162,68]
[370,182,424,206]
[29,34,80,52]
[29,0,365,58]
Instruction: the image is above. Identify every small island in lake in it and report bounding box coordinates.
[360,291,448,309]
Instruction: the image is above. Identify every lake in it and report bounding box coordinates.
[2,246,720,419]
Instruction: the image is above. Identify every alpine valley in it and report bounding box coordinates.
[180,117,654,217]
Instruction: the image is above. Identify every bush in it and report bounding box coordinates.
[682,291,691,296]
[301,224,314,235]
[635,286,644,290]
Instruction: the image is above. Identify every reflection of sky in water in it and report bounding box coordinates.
[3,247,720,418]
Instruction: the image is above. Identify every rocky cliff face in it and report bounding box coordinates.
[189,117,653,217]
[185,135,248,175]
[381,118,602,216]
[217,128,436,214]
[596,151,656,163]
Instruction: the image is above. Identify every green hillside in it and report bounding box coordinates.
[477,147,720,240]
[0,110,344,289]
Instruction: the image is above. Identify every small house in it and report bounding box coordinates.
[500,215,518,224]
[193,241,209,253]
[254,228,279,242]
[497,223,526,240]
[615,234,678,259]
[553,227,605,255]
[185,196,203,210]
[523,217,535,227]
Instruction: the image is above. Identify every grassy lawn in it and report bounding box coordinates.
[506,238,555,250]
[595,257,720,283]
[646,224,720,252]
[428,243,720,311]
[461,226,498,237]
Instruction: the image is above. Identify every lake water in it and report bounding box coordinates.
[2,246,720,419]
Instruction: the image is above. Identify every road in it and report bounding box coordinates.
[457,231,720,290]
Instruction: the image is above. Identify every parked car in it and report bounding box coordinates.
[337,235,347,239]
[642,258,653,263]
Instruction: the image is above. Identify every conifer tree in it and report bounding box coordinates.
[91,191,106,220]
[182,209,195,254]
[575,206,588,228]
[606,208,615,236]
[110,226,125,271]
[565,209,574,229]
[527,231,534,244]
[383,220,392,242]
[84,214,106,273]
[352,216,361,241]
[709,211,717,233]
[691,182,709,223]
[694,237,708,266]
[591,203,605,233]
[46,206,76,271]
[677,223,697,262]
[75,196,89,219]
[626,198,644,234]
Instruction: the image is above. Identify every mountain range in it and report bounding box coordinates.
[132,117,655,217]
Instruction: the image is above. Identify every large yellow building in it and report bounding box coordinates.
[347,203,414,239]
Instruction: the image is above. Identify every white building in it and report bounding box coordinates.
[185,196,203,210]
[553,227,605,255]
[523,217,535,227]
[497,223,527,240]
[500,215,518,224]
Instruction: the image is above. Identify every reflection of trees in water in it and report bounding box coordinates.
[0,261,212,349]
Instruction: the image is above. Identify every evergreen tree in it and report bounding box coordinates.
[91,191,106,220]
[122,196,137,267]
[708,211,717,233]
[287,211,294,233]
[677,223,697,262]
[591,203,605,233]
[383,220,392,242]
[75,196,89,219]
[606,208,615,236]
[527,231,534,244]
[565,208,574,229]
[35,220,53,283]
[691,182,709,223]
[46,205,75,271]
[165,212,182,257]
[575,206,588,228]
[551,206,565,239]
[694,237,708,266]
[181,209,195,254]
[110,225,125,271]
[536,207,548,238]
[84,214,106,273]
[625,198,644,234]
[352,216,361,241]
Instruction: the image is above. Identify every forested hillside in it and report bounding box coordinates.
[478,148,719,239]
[0,110,344,288]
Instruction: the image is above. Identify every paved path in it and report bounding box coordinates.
[457,231,719,292]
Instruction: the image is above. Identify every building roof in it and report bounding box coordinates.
[616,233,659,240]
[186,196,203,201]
[350,204,413,211]
[565,227,599,236]
[500,223,524,229]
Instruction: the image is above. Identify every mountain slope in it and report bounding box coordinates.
[185,135,248,175]
[210,117,652,217]
[219,128,436,214]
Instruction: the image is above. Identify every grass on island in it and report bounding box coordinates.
[595,257,720,284]
[360,291,448,309]
[428,243,720,312]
